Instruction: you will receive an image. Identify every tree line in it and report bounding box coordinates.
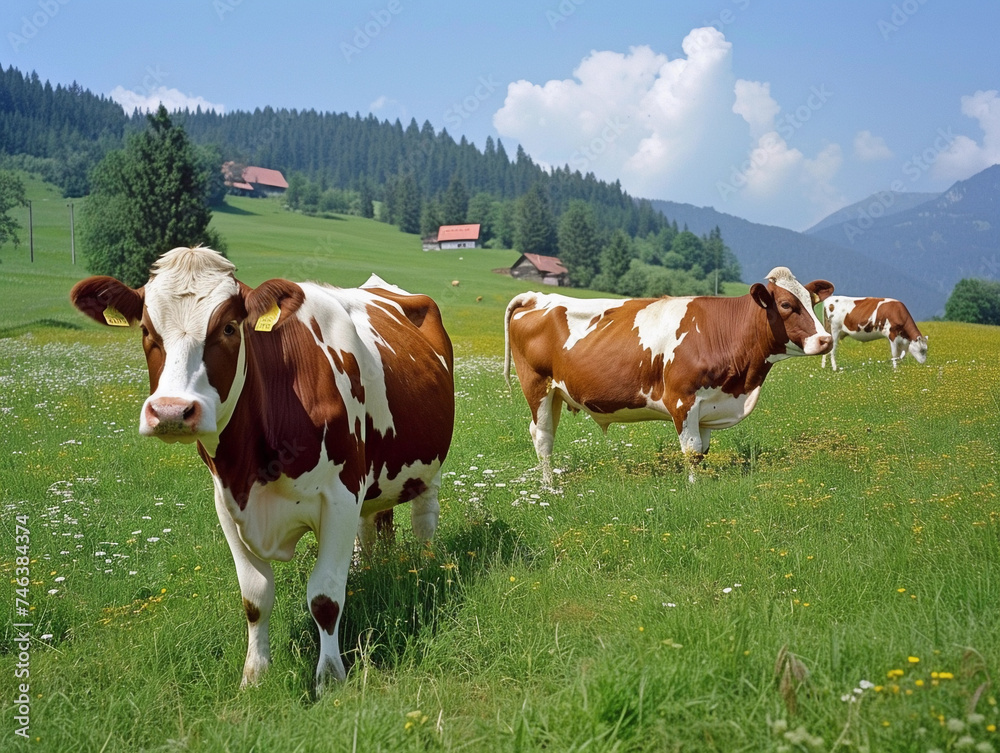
[0,63,743,295]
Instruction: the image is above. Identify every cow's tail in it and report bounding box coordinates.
[503,293,535,391]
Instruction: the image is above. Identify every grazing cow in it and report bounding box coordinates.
[821,295,928,371]
[504,267,833,484]
[70,246,454,692]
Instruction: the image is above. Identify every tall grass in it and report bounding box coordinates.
[2,184,999,751]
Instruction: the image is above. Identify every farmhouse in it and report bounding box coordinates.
[509,253,569,286]
[422,224,481,251]
[223,162,289,197]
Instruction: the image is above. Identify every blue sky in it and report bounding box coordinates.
[3,0,998,230]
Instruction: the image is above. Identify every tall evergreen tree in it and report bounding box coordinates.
[81,105,224,286]
[359,179,374,218]
[557,200,601,288]
[420,199,444,237]
[514,181,557,256]
[466,192,496,244]
[592,230,634,293]
[442,174,469,225]
[395,173,421,234]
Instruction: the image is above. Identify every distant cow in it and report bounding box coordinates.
[71,246,455,692]
[821,295,927,371]
[504,267,834,484]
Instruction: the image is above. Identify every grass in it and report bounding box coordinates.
[2,180,999,751]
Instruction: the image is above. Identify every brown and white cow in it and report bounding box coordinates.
[70,246,454,692]
[503,267,833,484]
[821,295,928,371]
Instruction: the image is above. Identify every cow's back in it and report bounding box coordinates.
[309,283,455,482]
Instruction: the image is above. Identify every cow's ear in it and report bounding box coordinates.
[750,282,773,309]
[805,280,835,304]
[70,276,144,327]
[244,279,305,332]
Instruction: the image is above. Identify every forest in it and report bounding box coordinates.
[0,63,740,295]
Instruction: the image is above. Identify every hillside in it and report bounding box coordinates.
[807,165,1000,303]
[804,190,939,234]
[648,198,946,319]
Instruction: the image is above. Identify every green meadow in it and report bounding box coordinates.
[2,183,1000,752]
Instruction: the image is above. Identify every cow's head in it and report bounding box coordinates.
[750,267,834,357]
[908,335,929,363]
[70,246,301,454]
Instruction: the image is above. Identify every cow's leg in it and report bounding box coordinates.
[827,327,842,371]
[889,338,902,368]
[529,389,563,487]
[357,508,395,557]
[409,470,441,542]
[676,406,708,483]
[215,490,275,687]
[308,485,361,693]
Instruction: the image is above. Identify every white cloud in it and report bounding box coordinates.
[369,95,409,123]
[492,28,843,230]
[109,85,223,114]
[733,80,780,139]
[934,89,1000,180]
[853,130,893,161]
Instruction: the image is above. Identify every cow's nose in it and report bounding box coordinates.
[145,397,201,433]
[816,333,833,352]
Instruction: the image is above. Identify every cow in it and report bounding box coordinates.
[70,246,455,693]
[503,267,834,485]
[821,295,928,371]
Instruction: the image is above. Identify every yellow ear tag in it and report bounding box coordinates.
[254,301,281,332]
[103,306,130,327]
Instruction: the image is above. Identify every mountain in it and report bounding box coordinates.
[804,191,939,235]
[807,165,1000,306]
[648,199,947,319]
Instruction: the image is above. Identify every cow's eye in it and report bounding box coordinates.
[223,322,238,337]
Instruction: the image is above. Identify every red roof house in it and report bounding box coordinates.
[422,224,481,250]
[223,162,289,197]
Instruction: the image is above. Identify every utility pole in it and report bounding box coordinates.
[27,199,33,263]
[67,202,76,264]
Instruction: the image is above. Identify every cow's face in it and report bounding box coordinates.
[71,247,250,450]
[751,267,834,357]
[908,335,928,363]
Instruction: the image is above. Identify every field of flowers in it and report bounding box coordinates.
[3,315,999,751]
[2,191,999,750]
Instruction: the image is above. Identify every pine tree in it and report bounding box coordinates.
[80,105,224,287]
[420,199,444,237]
[395,173,421,234]
[593,230,634,292]
[359,180,374,218]
[442,174,469,225]
[557,200,601,288]
[514,182,557,256]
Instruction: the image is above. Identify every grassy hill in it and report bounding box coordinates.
[2,178,998,752]
[1,181,527,353]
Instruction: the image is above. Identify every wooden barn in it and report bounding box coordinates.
[422,224,481,250]
[510,253,569,286]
